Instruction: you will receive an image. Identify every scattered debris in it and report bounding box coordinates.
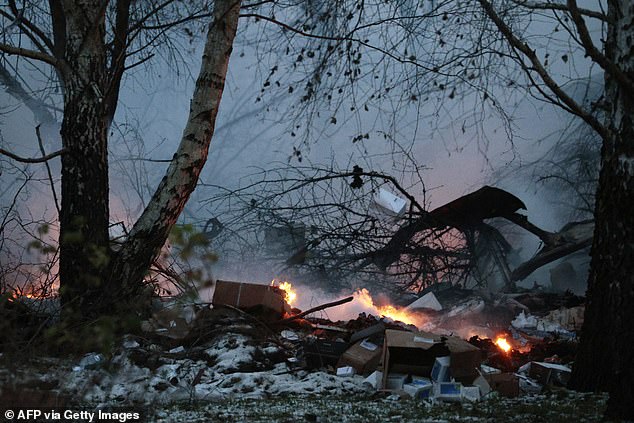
[73,353,105,372]
[527,361,572,386]
[1,277,589,409]
[407,292,443,311]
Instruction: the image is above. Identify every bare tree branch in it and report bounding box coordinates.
[566,0,634,98]
[278,296,354,323]
[0,146,65,163]
[0,42,59,68]
[512,0,609,22]
[478,0,608,140]
[104,0,132,123]
[49,0,67,60]
[0,62,58,125]
[0,8,51,54]
[511,236,592,281]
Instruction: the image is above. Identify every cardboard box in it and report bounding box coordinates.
[484,372,519,397]
[212,280,290,314]
[337,339,381,375]
[380,329,482,389]
[303,338,349,369]
[443,335,482,383]
[529,362,571,386]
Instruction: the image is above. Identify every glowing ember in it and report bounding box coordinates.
[11,291,41,300]
[495,336,512,353]
[355,288,421,327]
[271,280,297,306]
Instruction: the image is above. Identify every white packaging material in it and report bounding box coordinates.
[517,362,532,374]
[373,188,407,216]
[517,373,542,394]
[511,311,538,329]
[360,339,378,351]
[407,292,443,311]
[462,386,481,402]
[431,356,451,382]
[336,366,356,377]
[480,364,502,375]
[386,373,407,390]
[281,330,300,341]
[363,370,383,389]
[403,380,433,400]
[434,382,463,402]
[472,374,491,396]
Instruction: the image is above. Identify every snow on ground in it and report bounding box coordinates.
[152,391,608,423]
[1,331,368,407]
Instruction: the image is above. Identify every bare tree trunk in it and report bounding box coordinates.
[58,1,113,320]
[570,1,634,419]
[107,0,242,301]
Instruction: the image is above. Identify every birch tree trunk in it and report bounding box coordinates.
[58,1,112,320]
[55,0,241,320]
[569,1,634,419]
[107,0,242,303]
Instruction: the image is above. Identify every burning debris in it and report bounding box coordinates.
[272,280,297,307]
[0,278,584,411]
[495,337,512,353]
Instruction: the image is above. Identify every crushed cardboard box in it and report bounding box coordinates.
[337,339,381,375]
[484,372,519,397]
[212,280,290,315]
[380,329,482,389]
[528,362,571,386]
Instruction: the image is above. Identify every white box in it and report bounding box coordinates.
[363,370,382,389]
[386,373,407,390]
[462,386,481,402]
[431,356,451,382]
[373,188,407,216]
[336,366,356,377]
[434,382,463,402]
[403,378,433,400]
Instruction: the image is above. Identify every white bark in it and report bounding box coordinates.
[110,0,242,287]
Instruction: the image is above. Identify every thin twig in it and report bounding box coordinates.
[35,125,60,214]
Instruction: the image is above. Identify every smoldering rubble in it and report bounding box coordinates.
[0,279,589,416]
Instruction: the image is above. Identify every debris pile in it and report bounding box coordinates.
[0,279,584,407]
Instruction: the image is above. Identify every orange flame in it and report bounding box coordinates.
[271,280,297,306]
[495,336,512,353]
[355,288,421,327]
[10,291,44,300]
